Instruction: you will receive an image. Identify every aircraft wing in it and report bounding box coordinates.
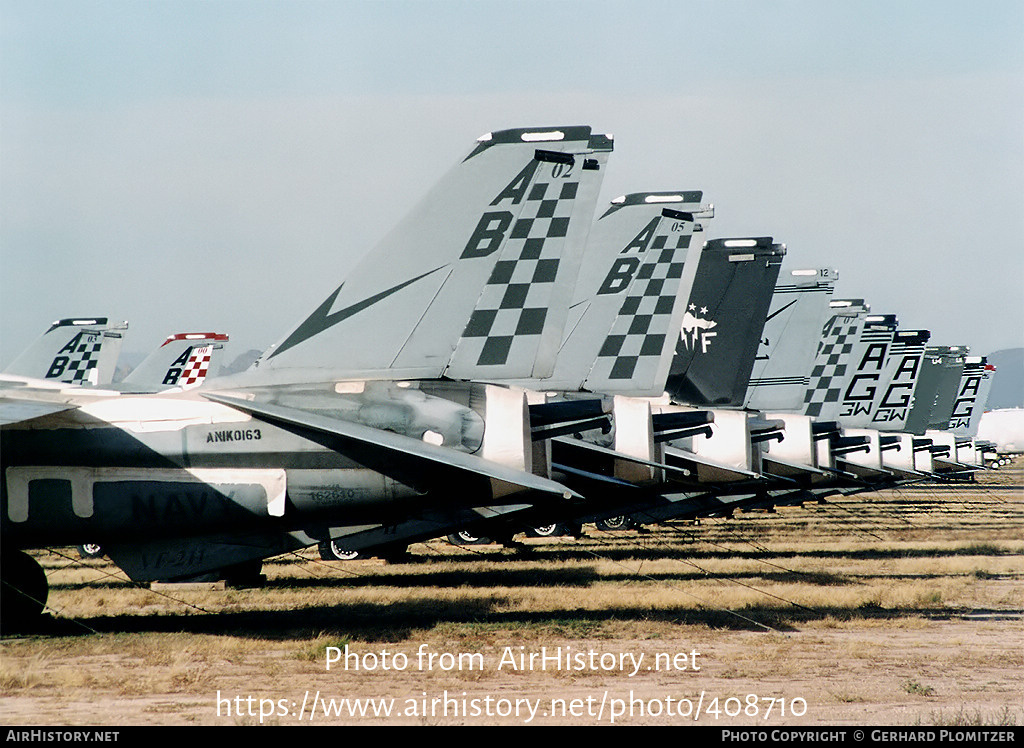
[0,397,80,426]
[204,393,581,501]
[0,375,114,426]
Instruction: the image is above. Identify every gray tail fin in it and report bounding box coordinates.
[664,237,785,406]
[4,317,127,386]
[744,268,838,412]
[512,191,713,392]
[802,299,870,419]
[581,194,715,396]
[257,126,612,382]
[835,313,898,426]
[122,332,229,390]
[867,329,930,430]
[946,357,995,437]
[903,346,968,434]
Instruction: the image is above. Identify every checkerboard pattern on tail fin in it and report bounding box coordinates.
[4,317,127,386]
[584,199,709,396]
[258,127,611,383]
[803,301,870,419]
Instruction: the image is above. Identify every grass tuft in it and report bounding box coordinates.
[297,635,352,662]
[903,679,936,697]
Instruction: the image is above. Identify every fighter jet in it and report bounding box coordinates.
[307,189,720,555]
[1,125,616,627]
[319,232,794,556]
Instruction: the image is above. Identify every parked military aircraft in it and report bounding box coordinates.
[311,234,793,557]
[2,124,997,627]
[1,125,617,627]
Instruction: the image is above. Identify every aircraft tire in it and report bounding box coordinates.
[78,543,104,559]
[446,531,491,546]
[318,541,361,561]
[527,523,581,538]
[1,550,48,631]
[528,524,560,537]
[595,516,634,532]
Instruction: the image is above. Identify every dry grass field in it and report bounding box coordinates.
[2,461,1021,726]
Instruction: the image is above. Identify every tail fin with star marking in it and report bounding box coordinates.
[664,238,786,406]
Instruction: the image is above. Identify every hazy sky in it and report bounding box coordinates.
[2,0,1022,368]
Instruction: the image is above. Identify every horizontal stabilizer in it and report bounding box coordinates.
[651,410,715,432]
[0,375,124,425]
[551,462,640,488]
[830,435,871,455]
[761,455,827,480]
[529,398,609,426]
[204,393,580,501]
[812,420,842,438]
[551,435,697,481]
[749,417,786,435]
[879,435,902,450]
[662,445,761,482]
[651,409,715,443]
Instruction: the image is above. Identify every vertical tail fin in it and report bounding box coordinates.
[802,299,870,419]
[664,237,785,406]
[946,357,995,437]
[926,346,969,430]
[835,313,898,426]
[443,131,613,380]
[122,332,229,390]
[744,268,838,412]
[4,317,127,386]
[904,346,968,434]
[513,191,712,393]
[867,329,930,430]
[581,194,714,396]
[257,126,612,382]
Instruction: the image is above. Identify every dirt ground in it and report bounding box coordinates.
[1,465,1021,726]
